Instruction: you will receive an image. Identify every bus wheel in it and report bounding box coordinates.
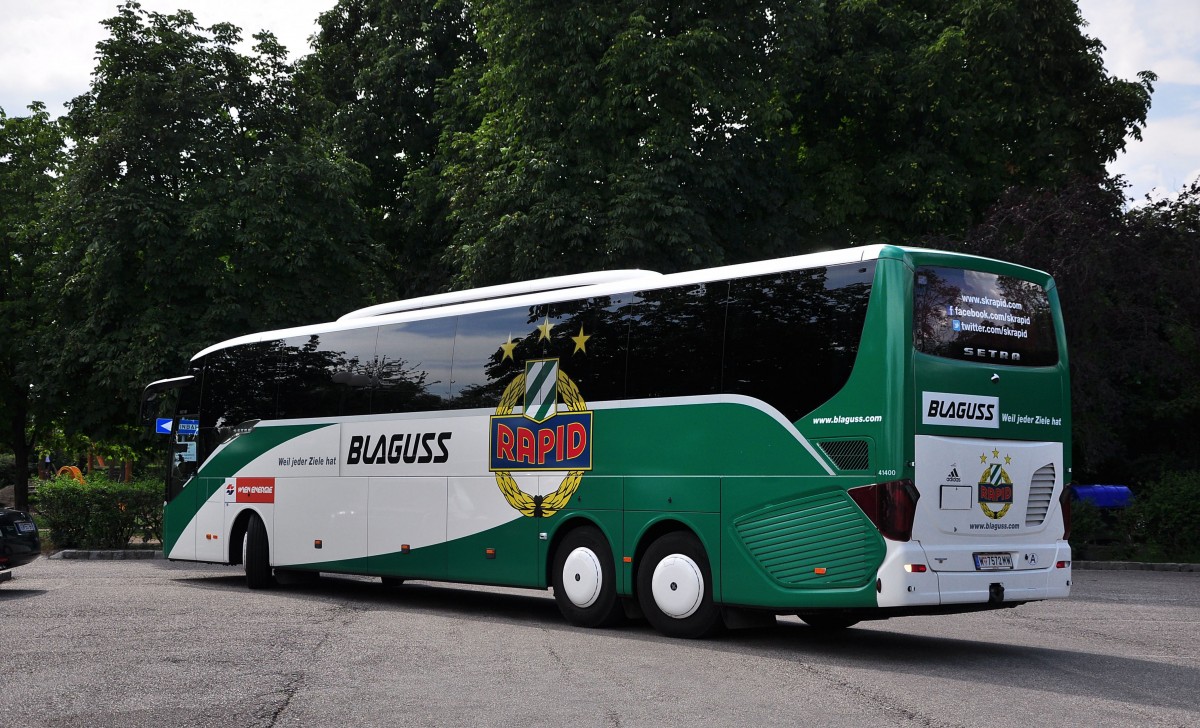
[552,526,623,628]
[797,612,860,630]
[637,531,722,639]
[243,514,274,589]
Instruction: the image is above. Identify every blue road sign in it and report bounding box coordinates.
[178,419,199,434]
[155,418,173,435]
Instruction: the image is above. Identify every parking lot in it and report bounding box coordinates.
[2,557,1197,727]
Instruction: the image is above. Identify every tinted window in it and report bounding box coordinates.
[626,283,728,399]
[197,341,280,467]
[913,266,1058,366]
[167,365,203,500]
[276,328,379,419]
[724,262,875,421]
[374,318,456,414]
[542,294,632,403]
[450,306,545,409]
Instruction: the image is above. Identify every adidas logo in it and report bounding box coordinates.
[946,466,961,483]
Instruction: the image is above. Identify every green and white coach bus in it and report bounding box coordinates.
[144,244,1073,637]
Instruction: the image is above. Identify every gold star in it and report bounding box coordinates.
[1004,454,1012,465]
[537,317,554,341]
[499,335,518,361]
[571,326,591,354]
[980,452,989,464]
[991,448,1000,460]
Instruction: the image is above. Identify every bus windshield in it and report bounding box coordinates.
[913,265,1058,366]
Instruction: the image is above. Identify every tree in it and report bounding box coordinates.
[44,2,383,440]
[0,103,65,510]
[301,0,482,298]
[945,176,1200,483]
[439,0,811,286]
[787,0,1155,245]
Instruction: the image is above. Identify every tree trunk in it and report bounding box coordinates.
[8,397,31,512]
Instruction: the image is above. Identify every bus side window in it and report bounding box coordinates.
[373,318,457,414]
[626,283,728,400]
[724,263,875,422]
[448,306,545,409]
[543,294,633,403]
[277,328,379,419]
[199,342,280,462]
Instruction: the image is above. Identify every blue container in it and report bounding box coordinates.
[1073,484,1133,509]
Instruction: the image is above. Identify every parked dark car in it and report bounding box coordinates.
[1,506,41,582]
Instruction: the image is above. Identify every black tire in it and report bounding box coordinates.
[552,525,624,628]
[797,612,860,630]
[636,531,722,639]
[380,576,405,588]
[243,514,274,589]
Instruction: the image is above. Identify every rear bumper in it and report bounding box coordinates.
[877,541,1072,608]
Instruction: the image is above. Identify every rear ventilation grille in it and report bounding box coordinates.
[734,492,884,588]
[1025,464,1056,526]
[817,439,870,471]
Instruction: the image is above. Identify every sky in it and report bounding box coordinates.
[1,0,1197,205]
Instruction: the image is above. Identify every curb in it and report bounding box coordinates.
[49,549,164,560]
[1074,560,1197,572]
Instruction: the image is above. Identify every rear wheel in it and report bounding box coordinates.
[243,514,274,589]
[552,525,623,628]
[636,531,722,639]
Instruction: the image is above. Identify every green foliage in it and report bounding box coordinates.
[0,102,66,512]
[32,473,162,550]
[44,2,384,442]
[788,0,1153,244]
[947,178,1200,484]
[324,0,1153,286]
[1127,471,1200,563]
[300,0,481,298]
[438,0,810,285]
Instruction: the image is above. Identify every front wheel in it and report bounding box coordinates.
[243,514,274,589]
[552,525,624,628]
[636,531,722,638]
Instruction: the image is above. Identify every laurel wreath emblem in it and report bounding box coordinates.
[493,370,587,517]
[979,464,1014,520]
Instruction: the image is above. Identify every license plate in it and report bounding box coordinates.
[16,521,36,533]
[974,552,1013,570]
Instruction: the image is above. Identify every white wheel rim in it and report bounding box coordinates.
[561,547,603,608]
[650,554,704,619]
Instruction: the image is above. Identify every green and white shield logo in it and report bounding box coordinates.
[524,359,559,423]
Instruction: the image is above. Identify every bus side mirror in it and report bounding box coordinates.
[140,375,195,422]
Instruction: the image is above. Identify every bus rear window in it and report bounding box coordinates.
[913,266,1058,366]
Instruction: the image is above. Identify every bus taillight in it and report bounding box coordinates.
[848,480,919,542]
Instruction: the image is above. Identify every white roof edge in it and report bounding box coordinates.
[193,244,900,360]
[338,269,663,321]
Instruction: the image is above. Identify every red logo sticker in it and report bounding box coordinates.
[235,477,275,503]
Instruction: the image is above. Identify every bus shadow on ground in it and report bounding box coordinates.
[174,570,1197,714]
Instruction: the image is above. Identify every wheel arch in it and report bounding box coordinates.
[631,517,708,594]
[227,507,267,566]
[543,514,618,587]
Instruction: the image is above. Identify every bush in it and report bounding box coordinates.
[34,473,163,549]
[1127,470,1200,563]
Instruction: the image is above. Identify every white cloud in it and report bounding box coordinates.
[1077,0,1200,202]
[0,0,337,116]
[1079,0,1200,85]
[1112,114,1200,202]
